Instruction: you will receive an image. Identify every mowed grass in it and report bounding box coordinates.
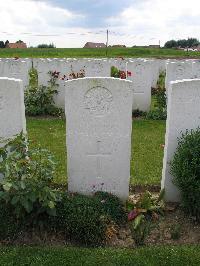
[27,118,166,185]
[1,47,200,58]
[0,245,200,266]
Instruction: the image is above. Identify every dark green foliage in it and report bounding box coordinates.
[146,109,167,120]
[111,66,120,77]
[0,41,5,48]
[37,43,56,48]
[0,133,59,223]
[147,71,167,120]
[16,40,24,44]
[164,40,178,48]
[94,191,127,225]
[51,192,110,246]
[0,202,23,240]
[164,38,199,48]
[132,109,146,118]
[170,128,200,220]
[25,69,63,117]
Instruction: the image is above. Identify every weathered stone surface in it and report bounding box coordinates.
[0,59,31,89]
[127,60,152,111]
[162,79,200,202]
[0,77,26,144]
[65,77,133,200]
[165,61,193,93]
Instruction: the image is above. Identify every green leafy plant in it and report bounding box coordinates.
[127,190,165,246]
[130,215,152,246]
[147,71,167,120]
[111,66,131,79]
[170,128,200,221]
[0,133,59,223]
[111,66,120,78]
[25,70,63,117]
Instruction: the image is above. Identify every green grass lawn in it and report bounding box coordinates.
[1,47,200,58]
[27,118,166,185]
[0,245,199,266]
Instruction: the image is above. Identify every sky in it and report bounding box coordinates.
[0,0,200,48]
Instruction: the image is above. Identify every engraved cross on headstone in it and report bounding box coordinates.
[87,140,111,179]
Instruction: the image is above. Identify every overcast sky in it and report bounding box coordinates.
[0,0,200,48]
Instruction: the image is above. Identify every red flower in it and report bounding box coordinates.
[128,209,138,221]
[127,71,132,77]
[119,71,126,79]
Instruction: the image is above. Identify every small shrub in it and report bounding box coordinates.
[0,133,59,224]
[146,109,167,120]
[170,128,200,221]
[25,70,63,117]
[51,192,111,246]
[94,191,127,225]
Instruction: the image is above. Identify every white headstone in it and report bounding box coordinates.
[127,60,152,111]
[192,60,200,78]
[165,61,193,93]
[0,59,31,89]
[161,79,200,202]
[85,59,111,77]
[65,77,133,201]
[0,77,26,145]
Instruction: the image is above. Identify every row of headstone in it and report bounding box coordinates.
[0,58,167,112]
[1,76,200,202]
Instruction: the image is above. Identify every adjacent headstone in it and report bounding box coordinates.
[127,60,152,111]
[85,59,111,77]
[0,59,31,89]
[192,60,200,78]
[161,79,200,202]
[0,77,26,145]
[165,61,193,93]
[65,77,133,200]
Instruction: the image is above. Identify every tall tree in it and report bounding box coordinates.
[0,41,5,48]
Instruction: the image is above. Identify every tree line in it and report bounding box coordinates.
[164,38,199,48]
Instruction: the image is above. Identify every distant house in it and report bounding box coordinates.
[148,45,160,49]
[83,42,106,48]
[6,42,27,48]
